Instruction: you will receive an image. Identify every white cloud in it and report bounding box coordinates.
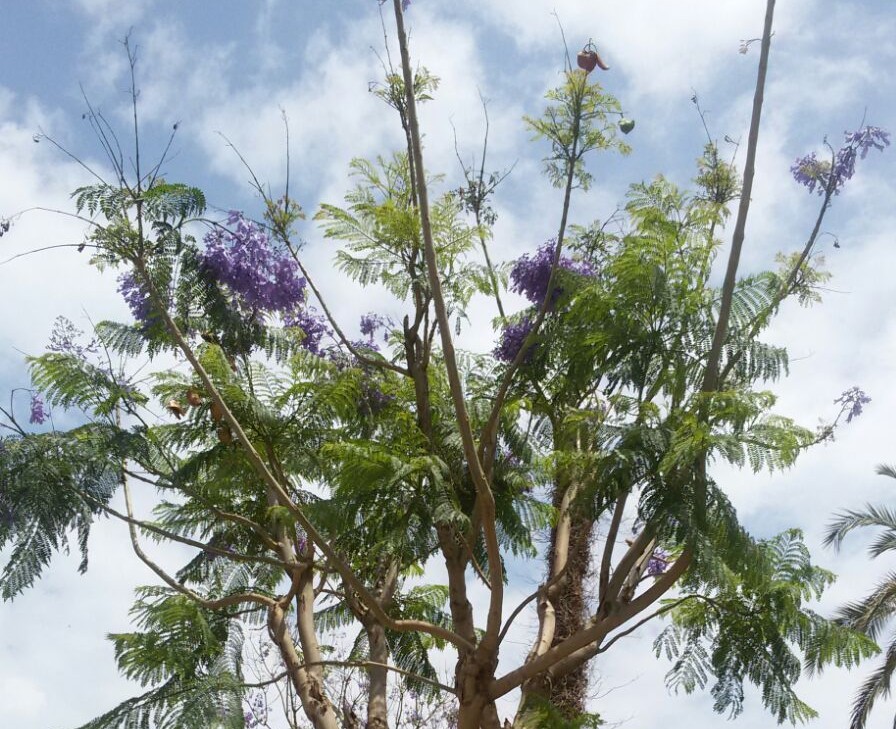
[459,0,815,100]
[0,675,46,719]
[71,0,155,32]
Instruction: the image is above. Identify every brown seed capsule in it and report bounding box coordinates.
[216,424,233,445]
[167,399,185,418]
[186,389,203,407]
[210,401,224,423]
[577,50,598,73]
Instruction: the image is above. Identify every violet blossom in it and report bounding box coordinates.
[243,691,268,729]
[117,272,156,328]
[201,212,306,314]
[791,125,890,196]
[509,240,595,305]
[360,312,388,340]
[359,312,390,351]
[647,547,669,577]
[359,379,394,415]
[48,316,98,359]
[494,316,534,363]
[284,307,331,355]
[835,386,871,424]
[29,393,47,425]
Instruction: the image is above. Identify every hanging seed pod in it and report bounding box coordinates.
[618,118,636,134]
[186,389,203,407]
[167,399,185,418]
[577,49,598,72]
[577,40,610,73]
[210,401,224,423]
[216,424,233,445]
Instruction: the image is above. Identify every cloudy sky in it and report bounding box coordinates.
[1,0,895,727]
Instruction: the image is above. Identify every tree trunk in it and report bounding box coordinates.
[516,451,595,722]
[269,597,339,729]
[366,622,390,729]
[455,652,502,729]
[546,514,594,717]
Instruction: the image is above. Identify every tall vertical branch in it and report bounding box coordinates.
[702,0,776,393]
[390,0,505,646]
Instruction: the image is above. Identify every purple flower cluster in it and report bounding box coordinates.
[494,316,534,363]
[48,316,98,359]
[45,316,138,401]
[360,312,387,339]
[495,241,596,363]
[509,241,594,305]
[243,691,268,728]
[117,272,156,327]
[29,392,47,425]
[296,528,308,554]
[791,125,890,196]
[647,547,669,577]
[201,212,306,314]
[835,386,871,424]
[359,312,389,350]
[359,379,394,415]
[284,307,331,355]
[790,153,829,196]
[497,445,523,469]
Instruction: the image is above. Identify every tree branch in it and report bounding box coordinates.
[701,0,776,393]
[391,0,505,649]
[121,474,276,610]
[490,548,692,698]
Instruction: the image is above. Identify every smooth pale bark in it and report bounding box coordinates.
[270,599,339,729]
[366,622,390,729]
[390,1,505,650]
[517,463,593,719]
[392,1,507,724]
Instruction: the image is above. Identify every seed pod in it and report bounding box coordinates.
[210,401,224,423]
[186,389,203,407]
[167,399,185,418]
[618,118,636,134]
[577,50,598,73]
[216,424,233,445]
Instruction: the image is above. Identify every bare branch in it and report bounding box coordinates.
[701,0,776,393]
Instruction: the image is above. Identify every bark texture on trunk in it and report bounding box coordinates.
[455,652,502,729]
[545,514,594,717]
[269,600,339,729]
[365,622,390,729]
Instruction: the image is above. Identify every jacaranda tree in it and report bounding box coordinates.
[0,1,890,727]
